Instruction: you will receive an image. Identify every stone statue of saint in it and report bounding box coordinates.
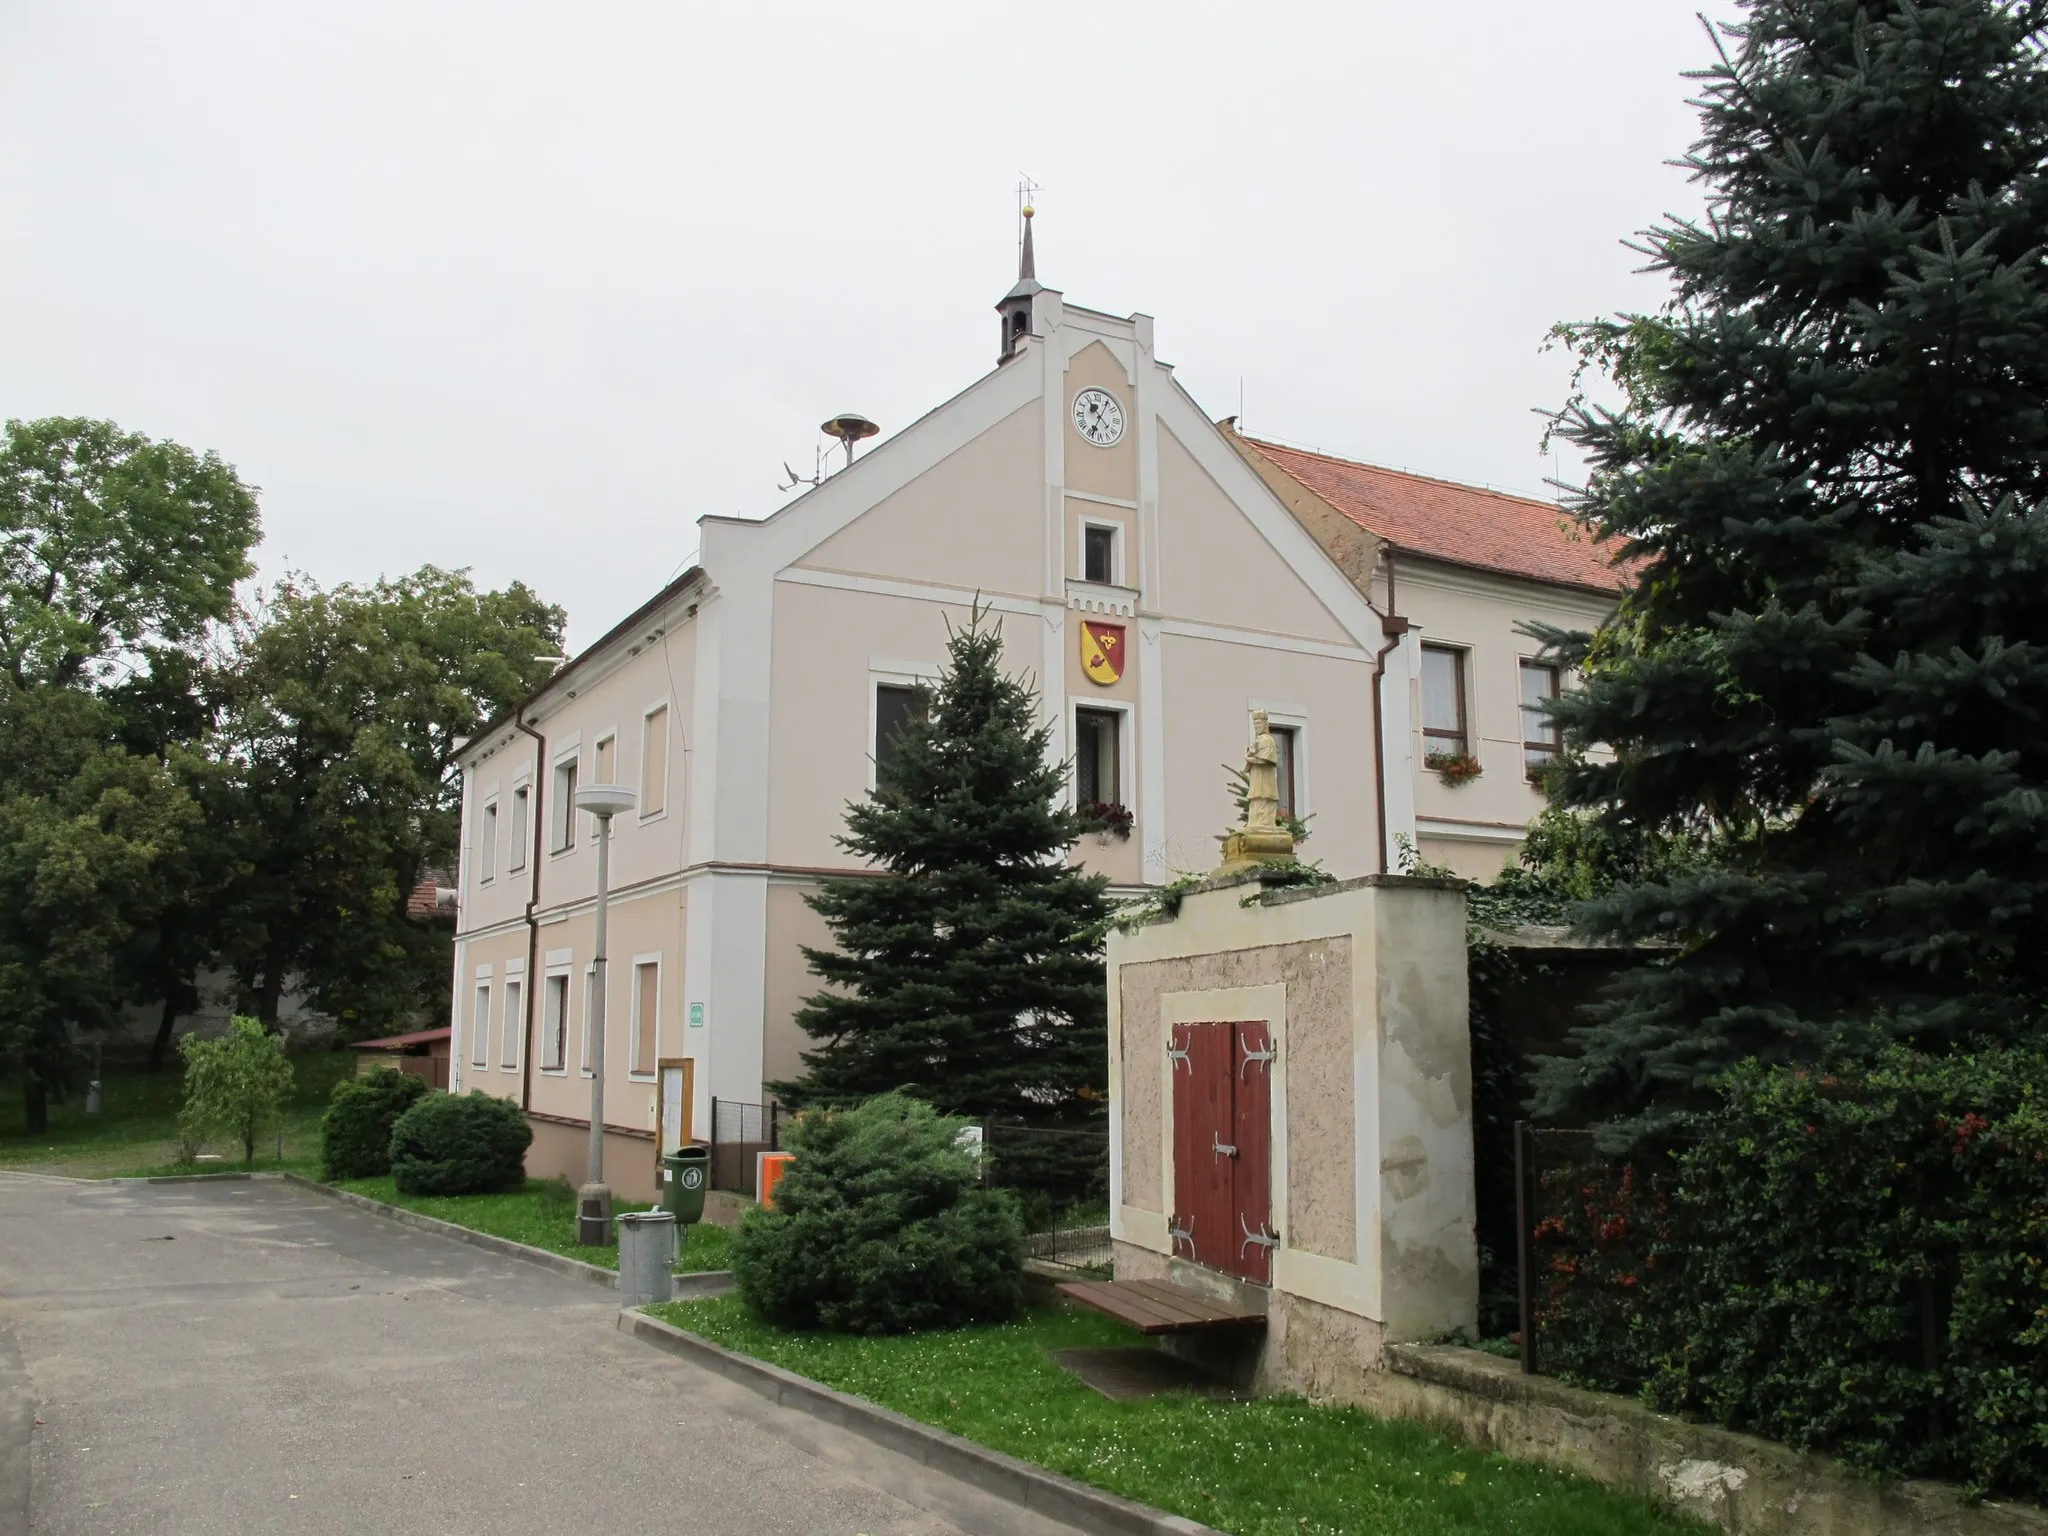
[1217,709,1296,874]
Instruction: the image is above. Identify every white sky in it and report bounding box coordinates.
[1,2,1720,652]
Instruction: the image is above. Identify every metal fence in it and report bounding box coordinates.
[981,1119,1111,1272]
[1513,1121,1662,1380]
[708,1097,783,1194]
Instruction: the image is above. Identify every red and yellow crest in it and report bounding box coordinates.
[1080,621,1126,685]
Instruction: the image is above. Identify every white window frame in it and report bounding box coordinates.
[589,727,620,841]
[1419,641,1472,759]
[470,965,493,1068]
[499,970,524,1075]
[1076,514,1126,587]
[867,658,940,793]
[1249,698,1312,822]
[507,775,532,873]
[550,741,581,856]
[1517,654,1564,778]
[539,951,572,1075]
[477,795,498,886]
[639,698,673,823]
[1070,698,1133,809]
[628,952,662,1079]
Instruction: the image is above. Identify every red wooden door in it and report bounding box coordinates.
[1170,1020,1273,1284]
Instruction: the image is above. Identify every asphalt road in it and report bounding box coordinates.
[0,1173,1081,1536]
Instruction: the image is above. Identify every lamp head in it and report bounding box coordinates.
[573,784,637,820]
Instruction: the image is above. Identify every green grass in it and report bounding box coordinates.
[0,1050,354,1177]
[334,1175,734,1274]
[645,1297,1708,1536]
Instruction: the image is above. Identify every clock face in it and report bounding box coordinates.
[1072,388,1125,447]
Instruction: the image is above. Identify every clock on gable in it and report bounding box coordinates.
[1072,387,1125,448]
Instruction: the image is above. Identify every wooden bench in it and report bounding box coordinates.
[1055,1278,1268,1336]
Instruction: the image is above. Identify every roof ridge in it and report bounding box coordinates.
[1241,433,1565,514]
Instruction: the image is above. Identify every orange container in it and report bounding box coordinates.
[758,1150,795,1210]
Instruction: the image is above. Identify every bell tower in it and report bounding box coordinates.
[996,204,1043,364]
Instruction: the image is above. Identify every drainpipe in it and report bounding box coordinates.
[517,707,548,1113]
[1372,548,1409,875]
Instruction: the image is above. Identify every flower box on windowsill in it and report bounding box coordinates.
[1080,800,1134,843]
[1426,751,1483,787]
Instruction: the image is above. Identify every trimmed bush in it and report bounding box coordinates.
[320,1069,429,1180]
[732,1092,1024,1334]
[1536,1048,2048,1499]
[389,1090,532,1196]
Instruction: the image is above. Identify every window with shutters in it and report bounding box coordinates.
[641,705,668,817]
[1169,1019,1275,1285]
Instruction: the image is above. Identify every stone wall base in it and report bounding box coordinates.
[524,1116,658,1204]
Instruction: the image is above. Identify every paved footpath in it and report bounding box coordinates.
[0,1173,1082,1536]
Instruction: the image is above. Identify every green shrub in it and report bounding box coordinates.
[732,1092,1024,1334]
[389,1090,532,1196]
[178,1016,295,1167]
[1537,1048,2048,1499]
[319,1069,429,1180]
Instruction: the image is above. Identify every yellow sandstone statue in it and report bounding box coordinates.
[1217,709,1297,874]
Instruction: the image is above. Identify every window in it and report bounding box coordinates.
[632,960,659,1075]
[500,978,524,1070]
[1269,725,1300,820]
[1083,523,1117,585]
[471,984,491,1068]
[641,706,668,817]
[594,735,615,784]
[477,800,497,884]
[1521,660,1562,776]
[1421,645,1468,758]
[1075,708,1122,807]
[874,684,926,785]
[508,785,530,871]
[551,758,578,851]
[541,973,568,1071]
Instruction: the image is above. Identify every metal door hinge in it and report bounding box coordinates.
[1168,1217,1195,1256]
[1239,1215,1281,1256]
[1166,1042,1190,1073]
[1240,1041,1275,1076]
[1212,1135,1238,1159]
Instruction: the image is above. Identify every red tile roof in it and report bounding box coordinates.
[1238,435,1628,596]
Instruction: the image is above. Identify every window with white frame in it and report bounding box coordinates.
[541,972,569,1072]
[508,783,530,871]
[1421,644,1469,759]
[873,683,927,786]
[1081,520,1121,585]
[579,964,602,1074]
[1520,659,1562,776]
[500,976,524,1070]
[471,982,491,1067]
[1074,707,1122,808]
[551,757,578,851]
[477,799,498,884]
[641,706,668,817]
[631,958,659,1076]
[1269,724,1301,820]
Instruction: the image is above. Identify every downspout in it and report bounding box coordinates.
[1372,547,1409,875]
[517,707,548,1113]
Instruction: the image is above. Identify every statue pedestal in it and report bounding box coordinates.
[1216,827,1297,876]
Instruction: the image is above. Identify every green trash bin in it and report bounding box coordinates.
[663,1145,710,1226]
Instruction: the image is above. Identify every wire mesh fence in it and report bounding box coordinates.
[708,1097,782,1194]
[981,1118,1111,1272]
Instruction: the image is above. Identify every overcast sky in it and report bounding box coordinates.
[2,3,1722,651]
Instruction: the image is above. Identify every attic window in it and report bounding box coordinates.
[1083,524,1117,585]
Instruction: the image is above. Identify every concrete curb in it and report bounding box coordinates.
[619,1309,1222,1536]
[127,1170,284,1185]
[0,1325,30,1536]
[279,1174,735,1301]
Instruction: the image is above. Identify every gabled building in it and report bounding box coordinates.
[1226,430,1625,880]
[448,220,1419,1197]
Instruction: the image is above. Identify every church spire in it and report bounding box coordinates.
[1018,202,1036,283]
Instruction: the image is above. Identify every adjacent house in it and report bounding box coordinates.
[446,225,1624,1194]
[1226,429,1625,880]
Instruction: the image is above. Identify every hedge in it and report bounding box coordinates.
[389,1090,533,1196]
[320,1069,429,1180]
[1533,1048,2048,1499]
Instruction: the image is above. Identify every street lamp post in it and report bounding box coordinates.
[573,782,636,1246]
